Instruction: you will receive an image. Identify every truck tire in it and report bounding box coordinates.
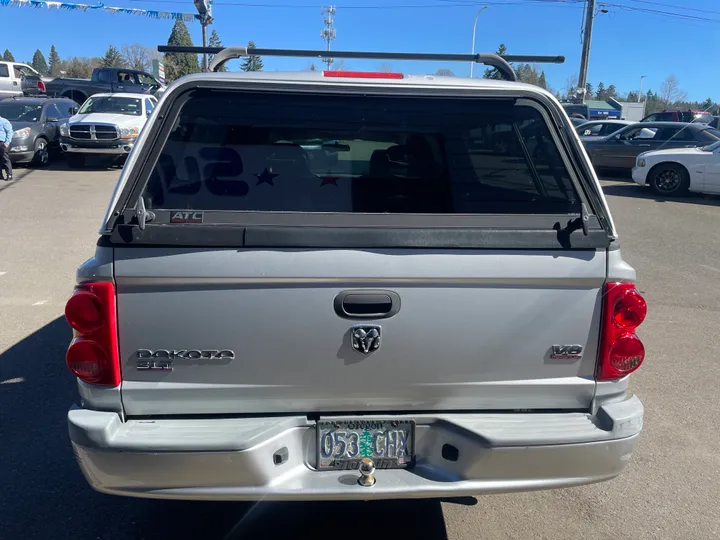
[66,154,86,169]
[32,138,50,167]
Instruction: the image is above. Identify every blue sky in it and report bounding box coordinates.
[2,0,719,101]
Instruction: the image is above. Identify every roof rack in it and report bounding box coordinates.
[157,46,565,82]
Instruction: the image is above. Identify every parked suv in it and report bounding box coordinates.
[65,54,647,502]
[0,96,78,166]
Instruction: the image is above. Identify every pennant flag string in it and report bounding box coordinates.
[0,0,200,21]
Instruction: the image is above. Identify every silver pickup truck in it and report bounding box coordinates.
[64,47,646,502]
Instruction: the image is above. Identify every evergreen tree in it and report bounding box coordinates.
[538,71,547,90]
[596,82,607,100]
[101,45,125,68]
[208,29,227,72]
[585,82,594,99]
[606,84,618,99]
[48,45,62,76]
[31,49,49,75]
[483,44,508,80]
[240,41,264,72]
[164,19,200,81]
[2,49,15,62]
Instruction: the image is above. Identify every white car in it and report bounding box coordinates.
[632,140,720,196]
[59,93,157,168]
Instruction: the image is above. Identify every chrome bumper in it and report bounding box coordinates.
[61,143,134,155]
[68,396,643,501]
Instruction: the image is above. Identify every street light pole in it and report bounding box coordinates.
[638,75,646,103]
[469,5,488,78]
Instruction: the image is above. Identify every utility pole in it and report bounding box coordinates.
[638,75,646,103]
[469,5,488,78]
[577,0,595,102]
[193,0,213,71]
[320,6,336,70]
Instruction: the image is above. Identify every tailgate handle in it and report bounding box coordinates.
[334,290,401,319]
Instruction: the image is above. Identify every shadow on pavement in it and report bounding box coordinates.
[0,316,449,540]
[601,181,720,207]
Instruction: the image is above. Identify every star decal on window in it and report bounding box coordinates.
[254,168,279,186]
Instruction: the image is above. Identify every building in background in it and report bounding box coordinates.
[609,98,646,122]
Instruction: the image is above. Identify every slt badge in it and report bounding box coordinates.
[351,325,381,355]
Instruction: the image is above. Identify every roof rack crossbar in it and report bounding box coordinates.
[157,45,565,81]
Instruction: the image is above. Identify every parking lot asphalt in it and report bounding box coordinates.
[1,164,719,540]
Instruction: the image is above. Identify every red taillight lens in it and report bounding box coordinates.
[598,282,647,380]
[323,71,404,79]
[38,80,46,93]
[64,282,120,387]
[66,339,110,384]
[613,288,647,328]
[65,291,104,334]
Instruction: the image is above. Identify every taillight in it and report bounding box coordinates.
[38,80,46,93]
[64,282,120,387]
[598,282,647,380]
[323,71,404,79]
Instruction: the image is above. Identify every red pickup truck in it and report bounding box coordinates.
[641,109,713,124]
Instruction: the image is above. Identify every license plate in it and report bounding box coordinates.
[316,419,414,470]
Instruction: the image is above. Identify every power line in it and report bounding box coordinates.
[603,2,720,24]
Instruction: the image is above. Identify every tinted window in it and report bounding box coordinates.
[138,73,156,85]
[579,124,603,136]
[621,127,658,140]
[600,124,623,136]
[0,102,43,122]
[97,70,112,83]
[644,113,673,122]
[0,64,8,78]
[45,104,64,121]
[143,91,580,215]
[145,98,155,114]
[657,127,696,142]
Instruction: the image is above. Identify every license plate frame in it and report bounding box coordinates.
[316,419,415,471]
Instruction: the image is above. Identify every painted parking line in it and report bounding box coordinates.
[32,300,49,306]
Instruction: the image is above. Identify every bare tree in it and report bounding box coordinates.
[331,59,347,71]
[65,57,94,79]
[564,73,579,99]
[377,63,392,72]
[122,44,155,72]
[435,68,455,77]
[659,75,688,107]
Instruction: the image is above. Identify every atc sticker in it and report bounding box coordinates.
[170,211,203,224]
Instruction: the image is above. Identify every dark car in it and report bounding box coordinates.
[583,121,720,171]
[641,110,714,124]
[0,96,78,166]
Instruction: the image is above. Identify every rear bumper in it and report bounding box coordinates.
[68,395,643,501]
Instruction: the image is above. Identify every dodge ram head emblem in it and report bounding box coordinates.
[351,325,381,355]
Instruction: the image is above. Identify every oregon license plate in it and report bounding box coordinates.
[316,419,414,470]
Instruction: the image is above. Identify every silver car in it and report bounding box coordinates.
[64,56,647,501]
